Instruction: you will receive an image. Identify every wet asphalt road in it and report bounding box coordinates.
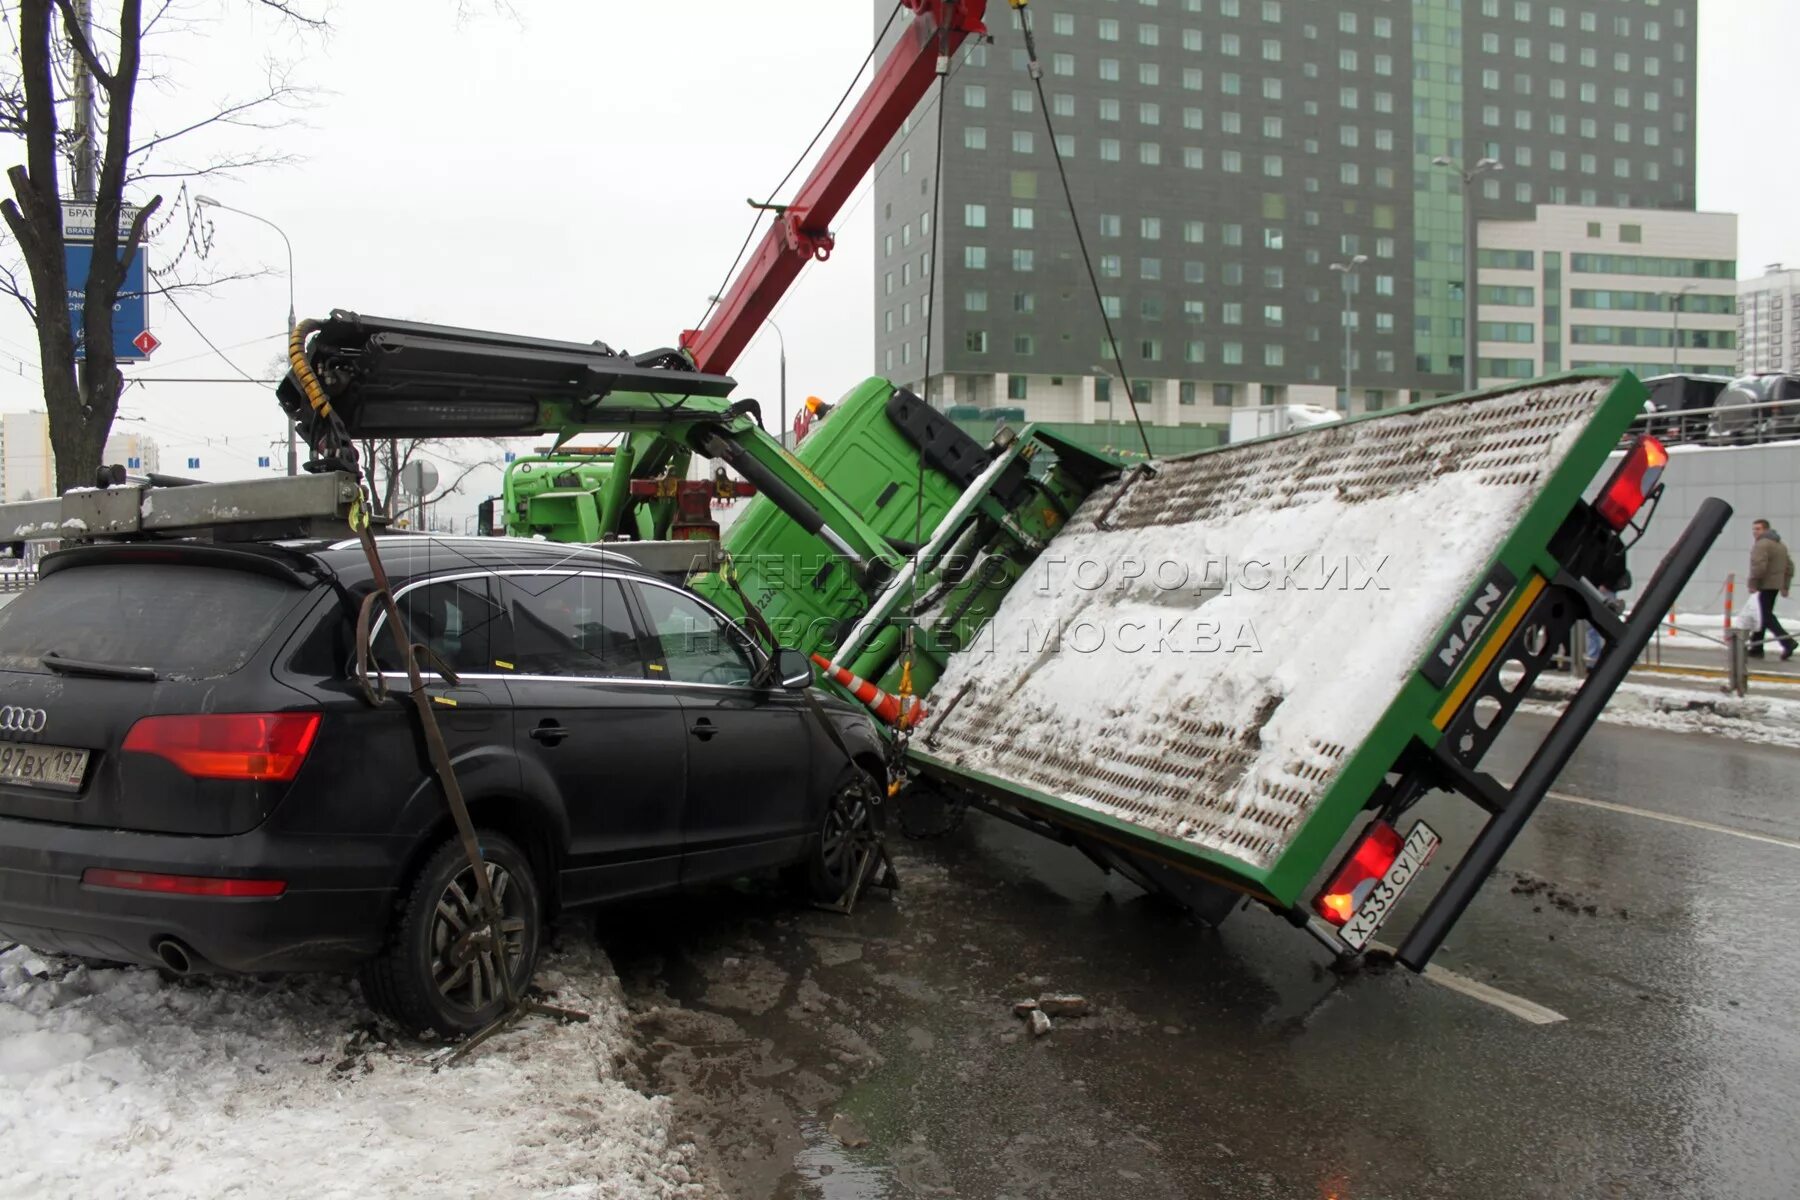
[603,716,1800,1200]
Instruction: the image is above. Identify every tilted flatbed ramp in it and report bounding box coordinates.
[908,372,1729,965]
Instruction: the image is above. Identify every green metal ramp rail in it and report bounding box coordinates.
[907,371,1730,966]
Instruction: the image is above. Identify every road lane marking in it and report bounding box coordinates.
[1367,940,1567,1025]
[1546,791,1800,852]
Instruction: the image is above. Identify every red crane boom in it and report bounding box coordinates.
[679,1,990,376]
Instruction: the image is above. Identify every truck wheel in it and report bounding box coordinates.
[361,831,541,1039]
[802,765,888,903]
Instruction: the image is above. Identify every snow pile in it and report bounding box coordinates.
[1528,676,1800,749]
[925,378,1616,869]
[0,944,707,1199]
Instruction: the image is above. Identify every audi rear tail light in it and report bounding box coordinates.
[1314,819,1404,926]
[82,869,286,898]
[122,712,321,782]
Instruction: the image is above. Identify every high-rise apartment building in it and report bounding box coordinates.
[1738,265,1800,376]
[874,0,1701,428]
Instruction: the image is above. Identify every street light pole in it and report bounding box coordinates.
[1667,283,1698,372]
[1433,156,1504,393]
[1330,255,1368,412]
[195,196,299,474]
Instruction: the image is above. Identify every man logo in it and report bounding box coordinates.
[1421,564,1518,689]
[0,706,49,735]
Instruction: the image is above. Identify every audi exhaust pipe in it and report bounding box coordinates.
[152,937,194,975]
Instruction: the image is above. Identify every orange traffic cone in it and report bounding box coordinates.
[809,653,926,730]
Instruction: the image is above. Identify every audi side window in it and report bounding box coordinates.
[500,574,647,679]
[375,578,502,677]
[632,584,758,687]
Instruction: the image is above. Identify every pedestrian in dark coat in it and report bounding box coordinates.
[1749,519,1796,661]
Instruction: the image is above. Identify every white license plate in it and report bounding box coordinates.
[1339,821,1441,951]
[0,741,90,793]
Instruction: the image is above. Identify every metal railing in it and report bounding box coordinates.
[1625,395,1800,448]
[0,570,36,594]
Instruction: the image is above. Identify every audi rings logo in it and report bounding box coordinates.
[0,706,48,735]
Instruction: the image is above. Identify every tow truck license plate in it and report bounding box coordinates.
[0,741,89,793]
[1339,821,1441,951]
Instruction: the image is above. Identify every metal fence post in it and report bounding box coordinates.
[1726,627,1748,697]
[1571,621,1588,680]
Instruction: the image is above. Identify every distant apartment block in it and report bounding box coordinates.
[1476,205,1737,383]
[873,0,1702,427]
[1738,265,1800,376]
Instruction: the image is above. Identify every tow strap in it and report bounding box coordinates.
[290,321,585,1061]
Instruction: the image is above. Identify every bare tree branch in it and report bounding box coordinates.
[50,0,116,88]
[127,69,311,159]
[252,1,329,29]
[127,148,301,183]
[0,262,38,321]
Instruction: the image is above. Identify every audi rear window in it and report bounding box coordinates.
[0,562,306,680]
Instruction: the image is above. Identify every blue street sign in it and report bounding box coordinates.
[127,456,141,469]
[503,451,516,463]
[186,457,200,470]
[257,456,271,468]
[66,243,150,361]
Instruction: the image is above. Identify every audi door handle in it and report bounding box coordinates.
[689,718,718,741]
[529,721,568,746]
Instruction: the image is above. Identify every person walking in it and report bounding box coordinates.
[1748,519,1796,661]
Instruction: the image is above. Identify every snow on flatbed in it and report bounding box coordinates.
[923,378,1616,871]
[0,944,707,1199]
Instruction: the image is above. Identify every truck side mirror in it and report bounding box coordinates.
[775,648,812,690]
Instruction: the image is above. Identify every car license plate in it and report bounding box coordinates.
[1339,821,1441,951]
[0,740,90,793]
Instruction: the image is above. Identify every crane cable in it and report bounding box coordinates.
[1009,0,1154,459]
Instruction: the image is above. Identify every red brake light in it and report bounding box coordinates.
[1595,435,1668,532]
[122,712,321,782]
[1313,820,1404,926]
[82,868,286,898]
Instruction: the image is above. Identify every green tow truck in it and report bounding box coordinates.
[263,313,1724,971]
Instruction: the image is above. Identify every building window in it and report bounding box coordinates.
[1100,213,1121,237]
[964,290,987,312]
[1012,130,1034,153]
[1100,138,1122,162]
[1139,142,1161,165]
[964,246,987,269]
[1013,291,1035,313]
[963,126,986,150]
[1013,335,1034,357]
[963,85,986,108]
[1012,248,1034,272]
[965,331,988,354]
[1011,206,1034,230]
[1099,98,1120,122]
[964,203,986,228]
[1620,224,1643,244]
[1007,374,1028,399]
[1100,58,1120,81]
[1213,383,1237,406]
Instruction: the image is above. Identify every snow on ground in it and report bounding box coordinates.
[1527,675,1800,750]
[0,941,708,1200]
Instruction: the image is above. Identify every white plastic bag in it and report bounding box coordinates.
[1734,605,1762,632]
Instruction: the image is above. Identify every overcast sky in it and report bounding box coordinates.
[0,0,1793,523]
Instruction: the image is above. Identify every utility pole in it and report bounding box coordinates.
[70,0,97,202]
[1434,155,1504,392]
[1330,255,1368,412]
[1667,283,1697,373]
